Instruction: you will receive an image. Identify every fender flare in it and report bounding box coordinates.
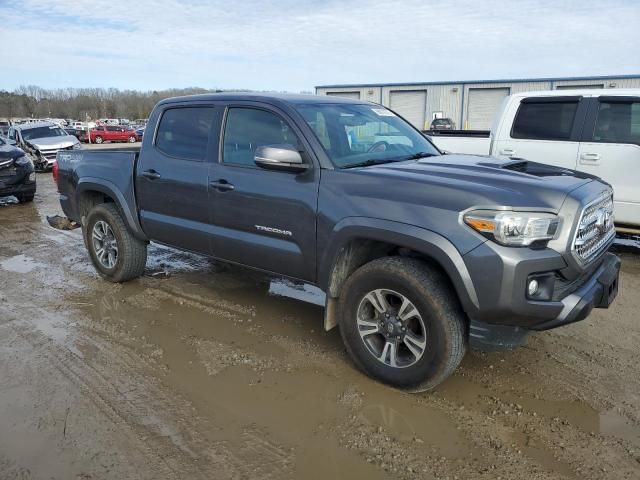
[319,217,480,325]
[76,178,148,241]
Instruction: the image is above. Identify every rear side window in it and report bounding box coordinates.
[511,100,579,141]
[592,100,640,145]
[156,107,215,161]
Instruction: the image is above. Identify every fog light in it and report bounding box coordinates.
[29,172,36,181]
[528,279,539,296]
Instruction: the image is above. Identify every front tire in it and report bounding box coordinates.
[18,193,35,203]
[85,203,147,282]
[338,257,467,391]
[94,136,103,144]
[128,136,136,143]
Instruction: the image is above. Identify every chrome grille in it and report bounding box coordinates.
[40,149,59,161]
[572,190,615,263]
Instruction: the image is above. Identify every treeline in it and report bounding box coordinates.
[0,85,272,121]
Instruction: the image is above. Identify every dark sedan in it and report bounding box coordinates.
[0,136,36,202]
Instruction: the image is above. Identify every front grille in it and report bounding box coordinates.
[0,165,17,177]
[572,190,615,264]
[40,149,59,161]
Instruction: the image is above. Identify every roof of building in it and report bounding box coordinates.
[316,74,640,89]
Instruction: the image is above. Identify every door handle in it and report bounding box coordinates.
[209,179,235,192]
[499,148,516,156]
[141,169,161,180]
[580,152,601,162]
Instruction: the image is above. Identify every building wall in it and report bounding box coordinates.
[316,76,640,129]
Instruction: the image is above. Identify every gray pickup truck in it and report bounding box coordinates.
[55,93,620,390]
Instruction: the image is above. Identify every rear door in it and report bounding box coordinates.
[207,104,319,281]
[493,96,587,170]
[577,96,640,225]
[136,103,219,253]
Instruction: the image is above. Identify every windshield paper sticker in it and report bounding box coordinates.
[371,108,395,117]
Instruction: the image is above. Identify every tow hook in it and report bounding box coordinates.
[47,215,80,231]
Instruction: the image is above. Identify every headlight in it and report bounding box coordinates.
[72,142,82,150]
[464,210,560,246]
[14,155,33,167]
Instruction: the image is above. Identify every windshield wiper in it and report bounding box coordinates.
[401,152,438,160]
[342,158,401,169]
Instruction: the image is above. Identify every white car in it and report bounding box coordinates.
[428,89,640,229]
[7,121,81,171]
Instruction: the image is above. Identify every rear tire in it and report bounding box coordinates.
[338,256,467,392]
[18,194,34,203]
[128,136,136,143]
[85,203,147,282]
[94,136,103,144]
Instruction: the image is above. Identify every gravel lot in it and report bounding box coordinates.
[1,161,639,479]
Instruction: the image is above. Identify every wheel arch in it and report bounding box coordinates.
[75,178,147,241]
[319,217,479,330]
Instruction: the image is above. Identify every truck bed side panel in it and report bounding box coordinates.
[57,149,147,240]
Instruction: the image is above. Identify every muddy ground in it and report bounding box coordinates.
[1,167,639,480]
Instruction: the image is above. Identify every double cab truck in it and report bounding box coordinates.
[428,89,640,231]
[55,93,620,390]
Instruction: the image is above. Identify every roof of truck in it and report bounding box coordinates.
[513,88,640,98]
[13,121,59,130]
[159,92,371,106]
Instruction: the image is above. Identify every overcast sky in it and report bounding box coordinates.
[1,0,638,92]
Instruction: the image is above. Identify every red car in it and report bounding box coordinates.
[88,125,138,144]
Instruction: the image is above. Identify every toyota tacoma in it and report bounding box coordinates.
[54,93,620,390]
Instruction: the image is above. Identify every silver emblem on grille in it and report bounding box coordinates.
[595,208,611,233]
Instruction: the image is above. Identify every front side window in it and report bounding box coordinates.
[155,107,215,161]
[593,100,640,145]
[511,100,579,141]
[296,103,439,168]
[223,108,300,167]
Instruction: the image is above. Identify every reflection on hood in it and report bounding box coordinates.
[27,135,78,149]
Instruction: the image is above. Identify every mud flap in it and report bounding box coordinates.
[47,215,81,231]
[324,297,339,331]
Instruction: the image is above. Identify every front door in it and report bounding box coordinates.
[577,97,640,225]
[208,105,319,281]
[136,104,218,254]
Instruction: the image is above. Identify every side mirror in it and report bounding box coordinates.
[254,144,308,173]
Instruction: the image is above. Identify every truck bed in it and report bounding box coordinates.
[426,134,491,156]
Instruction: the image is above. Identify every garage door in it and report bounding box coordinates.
[556,84,604,90]
[326,91,361,99]
[466,88,510,130]
[389,90,427,129]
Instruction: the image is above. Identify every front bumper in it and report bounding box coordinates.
[0,165,36,197]
[463,238,620,350]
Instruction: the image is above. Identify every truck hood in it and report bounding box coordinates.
[353,154,601,212]
[0,143,25,162]
[27,136,78,150]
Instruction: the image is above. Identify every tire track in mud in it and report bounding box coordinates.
[2,306,295,480]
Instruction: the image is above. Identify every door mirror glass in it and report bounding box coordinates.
[255,144,308,172]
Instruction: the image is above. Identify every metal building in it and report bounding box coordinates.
[315,74,640,130]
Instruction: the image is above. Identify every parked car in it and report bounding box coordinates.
[134,126,144,140]
[0,135,36,202]
[427,89,640,229]
[54,93,620,391]
[88,125,138,144]
[7,121,81,171]
[429,118,456,130]
[64,127,87,142]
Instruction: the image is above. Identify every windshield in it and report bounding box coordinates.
[295,103,440,168]
[21,126,68,141]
